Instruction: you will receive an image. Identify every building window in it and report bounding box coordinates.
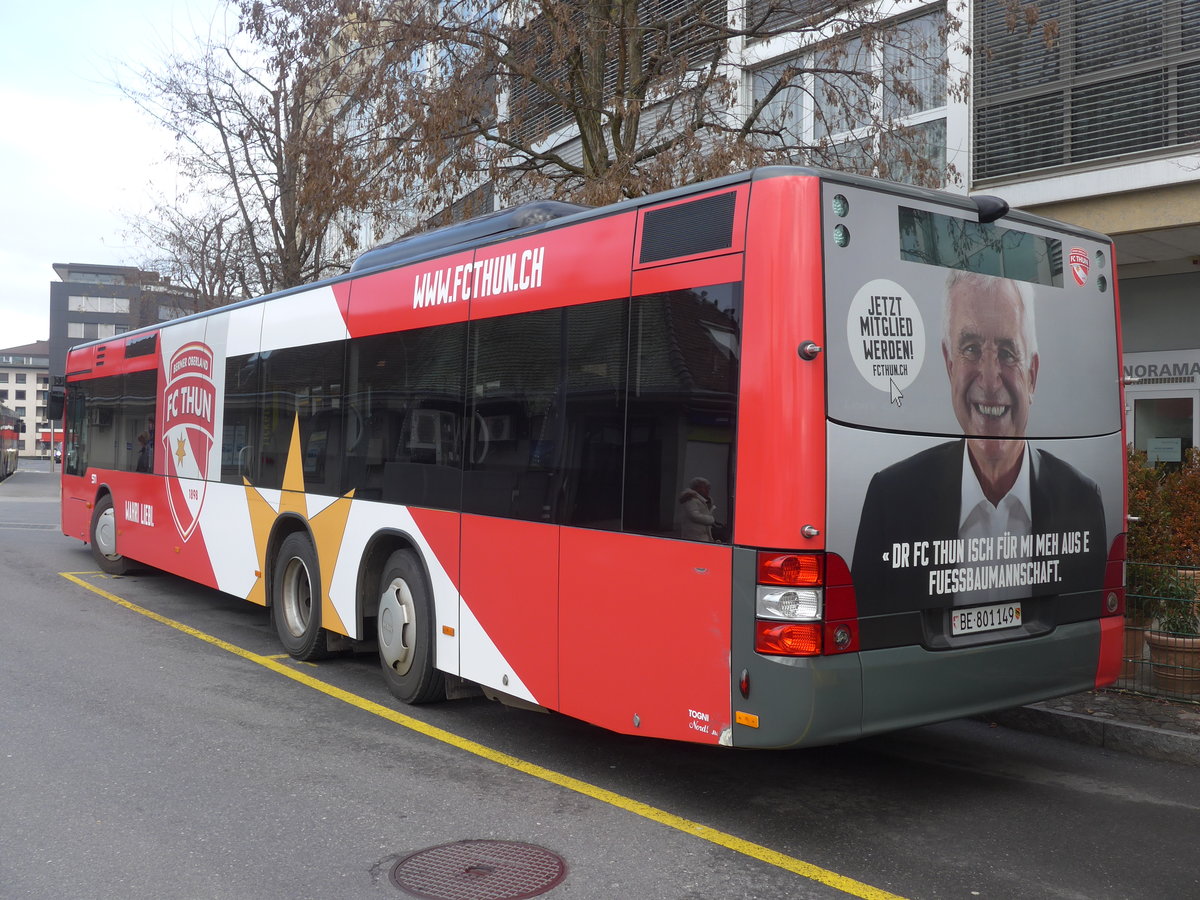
[15,390,25,401]
[67,323,117,339]
[507,0,726,145]
[974,0,1200,181]
[751,7,949,186]
[68,272,126,285]
[0,390,6,400]
[0,373,7,382]
[68,295,131,314]
[16,373,26,384]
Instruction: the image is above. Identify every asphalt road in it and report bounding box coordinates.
[2,460,1199,900]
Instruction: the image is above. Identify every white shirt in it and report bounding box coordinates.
[955,442,1033,606]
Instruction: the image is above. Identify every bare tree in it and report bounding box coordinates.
[349,0,966,214]
[127,0,969,281]
[129,198,254,308]
[124,0,412,299]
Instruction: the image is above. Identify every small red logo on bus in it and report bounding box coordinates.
[1069,247,1090,286]
[161,342,217,541]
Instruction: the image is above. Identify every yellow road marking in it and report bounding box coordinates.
[264,653,319,668]
[61,570,906,900]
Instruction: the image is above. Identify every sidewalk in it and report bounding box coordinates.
[984,689,1200,766]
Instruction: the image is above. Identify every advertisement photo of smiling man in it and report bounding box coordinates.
[852,270,1107,613]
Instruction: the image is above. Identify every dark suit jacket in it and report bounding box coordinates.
[851,440,1107,616]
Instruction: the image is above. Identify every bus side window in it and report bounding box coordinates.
[348,323,466,510]
[221,354,261,486]
[464,308,562,522]
[64,385,90,476]
[256,341,346,495]
[625,286,740,542]
[301,407,346,494]
[560,299,628,530]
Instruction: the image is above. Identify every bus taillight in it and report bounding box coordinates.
[757,552,822,586]
[822,553,860,655]
[752,551,861,657]
[755,621,822,656]
[754,551,824,656]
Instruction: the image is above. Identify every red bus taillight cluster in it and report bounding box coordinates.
[754,552,824,656]
[753,551,860,657]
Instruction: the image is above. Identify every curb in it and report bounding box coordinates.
[985,705,1200,767]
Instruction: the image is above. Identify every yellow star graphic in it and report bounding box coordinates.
[242,414,354,638]
[175,436,188,464]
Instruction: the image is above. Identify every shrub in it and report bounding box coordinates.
[1127,448,1200,635]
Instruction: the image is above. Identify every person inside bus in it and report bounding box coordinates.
[851,270,1107,613]
[135,432,152,473]
[679,476,718,541]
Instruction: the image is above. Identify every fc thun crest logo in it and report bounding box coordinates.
[161,342,217,541]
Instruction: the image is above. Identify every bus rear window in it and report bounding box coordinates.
[898,207,1063,287]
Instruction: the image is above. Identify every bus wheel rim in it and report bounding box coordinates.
[96,506,119,560]
[280,557,312,637]
[379,577,416,676]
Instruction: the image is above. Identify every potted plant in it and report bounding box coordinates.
[1124,562,1172,679]
[1145,573,1200,696]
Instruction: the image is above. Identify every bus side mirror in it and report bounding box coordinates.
[47,387,65,422]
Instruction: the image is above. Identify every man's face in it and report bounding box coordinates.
[943,280,1038,442]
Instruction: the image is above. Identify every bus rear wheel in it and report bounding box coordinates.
[271,532,329,660]
[90,494,129,575]
[377,550,444,704]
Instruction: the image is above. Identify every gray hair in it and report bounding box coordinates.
[943,270,1038,361]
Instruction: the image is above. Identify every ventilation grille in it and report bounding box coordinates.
[639,191,737,264]
[1135,375,1195,386]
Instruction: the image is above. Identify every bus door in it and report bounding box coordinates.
[458,303,563,710]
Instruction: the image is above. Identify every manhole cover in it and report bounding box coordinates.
[389,840,567,900]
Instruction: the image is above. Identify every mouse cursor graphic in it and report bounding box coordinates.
[889,379,904,407]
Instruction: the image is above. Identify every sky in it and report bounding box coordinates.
[0,0,230,349]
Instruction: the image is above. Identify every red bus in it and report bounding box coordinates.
[0,404,19,481]
[57,167,1127,747]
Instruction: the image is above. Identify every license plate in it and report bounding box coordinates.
[950,601,1022,636]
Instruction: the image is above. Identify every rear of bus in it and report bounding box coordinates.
[729,170,1125,748]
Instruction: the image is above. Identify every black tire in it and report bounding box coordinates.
[271,532,329,660]
[377,549,444,704]
[90,494,130,575]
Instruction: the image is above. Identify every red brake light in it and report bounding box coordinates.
[757,552,822,586]
[754,621,822,656]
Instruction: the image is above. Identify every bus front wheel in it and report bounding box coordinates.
[90,495,129,575]
[377,550,444,704]
[271,532,329,660]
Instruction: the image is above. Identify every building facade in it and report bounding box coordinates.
[484,0,1199,460]
[970,0,1200,462]
[0,341,53,458]
[49,263,200,380]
